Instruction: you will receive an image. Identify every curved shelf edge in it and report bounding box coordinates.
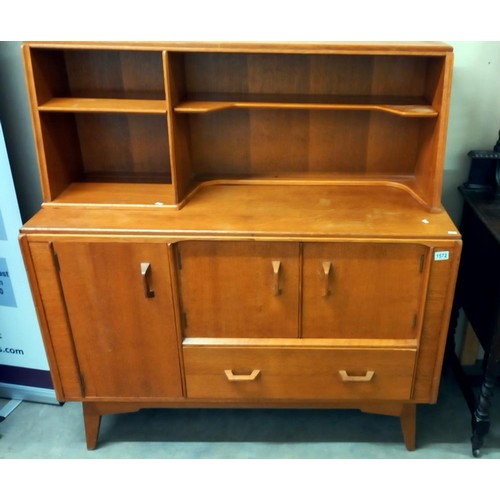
[174,100,438,118]
[181,177,439,213]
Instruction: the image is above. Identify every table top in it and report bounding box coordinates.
[460,186,500,245]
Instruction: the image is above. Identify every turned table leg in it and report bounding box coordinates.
[400,403,416,451]
[83,403,102,450]
[471,374,494,457]
[471,324,500,457]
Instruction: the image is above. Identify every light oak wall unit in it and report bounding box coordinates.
[19,41,461,451]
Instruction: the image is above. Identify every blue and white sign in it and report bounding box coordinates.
[0,211,6,240]
[0,257,17,307]
[0,121,55,403]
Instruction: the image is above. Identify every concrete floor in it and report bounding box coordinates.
[1,371,499,459]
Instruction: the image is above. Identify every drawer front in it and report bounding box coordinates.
[184,346,416,401]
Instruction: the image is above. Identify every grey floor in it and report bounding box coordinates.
[1,370,500,459]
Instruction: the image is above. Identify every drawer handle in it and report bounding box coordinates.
[322,261,332,296]
[224,369,261,381]
[272,260,281,295]
[140,262,155,298]
[339,370,375,382]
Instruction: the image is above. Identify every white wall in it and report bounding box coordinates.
[0,42,41,222]
[442,41,500,224]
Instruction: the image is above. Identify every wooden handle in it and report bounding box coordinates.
[140,262,155,298]
[224,369,261,381]
[339,370,375,382]
[322,261,332,297]
[272,260,281,295]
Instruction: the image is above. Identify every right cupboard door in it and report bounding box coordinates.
[302,243,429,339]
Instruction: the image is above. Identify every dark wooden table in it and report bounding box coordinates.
[447,186,500,456]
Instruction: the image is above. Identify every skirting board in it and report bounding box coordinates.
[0,382,58,405]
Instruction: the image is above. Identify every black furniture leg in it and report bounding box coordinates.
[471,373,494,457]
[471,328,500,457]
[444,293,478,415]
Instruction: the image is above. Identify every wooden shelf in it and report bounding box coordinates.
[49,182,177,207]
[39,97,167,114]
[189,176,429,210]
[174,94,437,117]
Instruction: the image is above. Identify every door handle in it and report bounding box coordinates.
[224,369,261,381]
[339,370,375,382]
[140,262,155,298]
[272,260,281,295]
[322,261,332,297]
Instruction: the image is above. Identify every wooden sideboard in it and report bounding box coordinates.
[19,41,461,450]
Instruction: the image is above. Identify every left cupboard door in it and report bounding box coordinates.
[53,241,183,399]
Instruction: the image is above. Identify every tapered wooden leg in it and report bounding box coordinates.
[83,403,102,450]
[400,403,416,451]
[360,402,417,451]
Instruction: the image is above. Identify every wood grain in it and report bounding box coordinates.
[39,97,167,113]
[24,240,82,400]
[302,242,429,339]
[183,345,417,400]
[177,241,300,338]
[53,240,183,398]
[413,241,462,401]
[22,43,452,209]
[24,184,460,239]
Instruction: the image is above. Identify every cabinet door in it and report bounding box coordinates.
[54,241,182,398]
[176,241,300,338]
[302,243,428,339]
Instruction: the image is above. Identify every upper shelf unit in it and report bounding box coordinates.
[23,42,453,211]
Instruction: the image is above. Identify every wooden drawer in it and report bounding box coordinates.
[183,344,416,401]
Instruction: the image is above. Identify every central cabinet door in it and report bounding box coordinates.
[177,241,300,338]
[54,241,183,398]
[302,242,429,339]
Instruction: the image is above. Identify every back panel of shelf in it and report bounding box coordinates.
[185,108,423,178]
[172,51,444,105]
[38,112,172,192]
[29,48,166,103]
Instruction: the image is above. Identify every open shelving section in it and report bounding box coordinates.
[24,46,174,206]
[23,42,453,211]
